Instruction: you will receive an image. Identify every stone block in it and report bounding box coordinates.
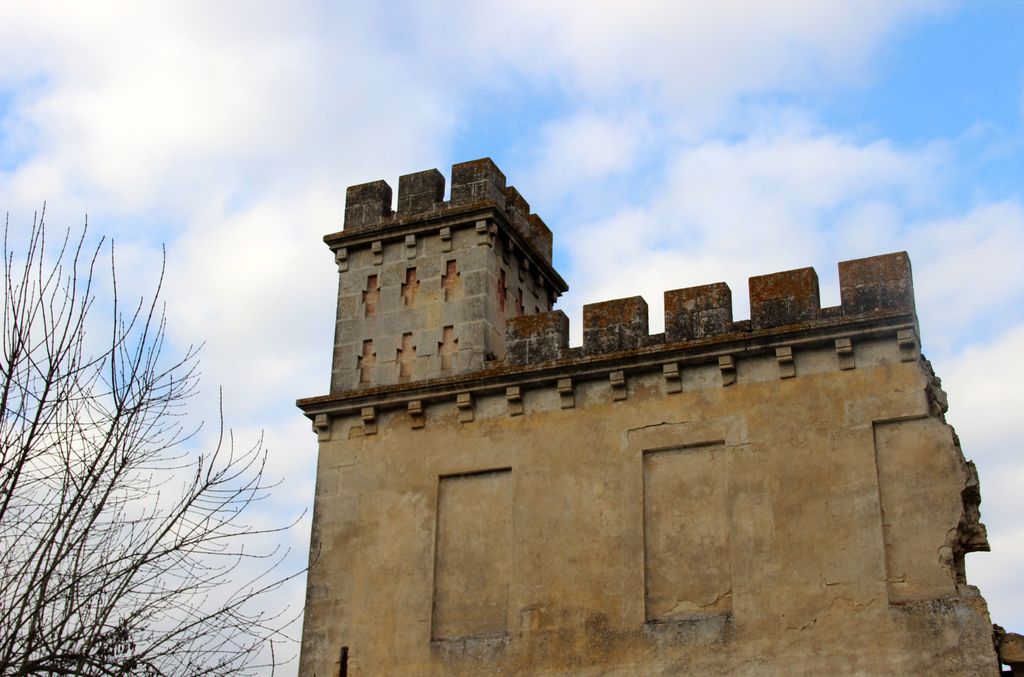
[527,213,553,263]
[749,267,820,329]
[838,251,914,316]
[504,186,532,241]
[664,283,733,341]
[451,158,506,207]
[398,169,445,216]
[344,180,392,229]
[583,296,649,355]
[506,311,569,365]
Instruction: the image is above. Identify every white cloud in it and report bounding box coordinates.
[412,0,957,130]
[0,2,454,219]
[909,203,1024,354]
[527,110,653,201]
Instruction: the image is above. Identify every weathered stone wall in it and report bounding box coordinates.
[297,159,998,676]
[301,339,996,675]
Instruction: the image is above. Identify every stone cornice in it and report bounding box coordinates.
[323,200,569,296]
[297,310,916,419]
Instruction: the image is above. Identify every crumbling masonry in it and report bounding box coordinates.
[298,158,1013,675]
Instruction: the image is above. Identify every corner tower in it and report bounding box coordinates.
[327,158,567,393]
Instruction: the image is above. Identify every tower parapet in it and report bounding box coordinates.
[504,251,916,365]
[325,158,567,394]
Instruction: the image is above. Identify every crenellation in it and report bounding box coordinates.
[526,213,553,263]
[839,251,914,316]
[503,186,532,243]
[451,158,507,206]
[344,180,393,230]
[302,160,1000,677]
[506,310,570,365]
[749,266,820,329]
[819,304,843,320]
[664,282,733,342]
[397,168,445,216]
[583,296,650,355]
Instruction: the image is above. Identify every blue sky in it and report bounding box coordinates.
[1,1,1022,672]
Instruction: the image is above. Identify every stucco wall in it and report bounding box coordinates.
[299,339,997,676]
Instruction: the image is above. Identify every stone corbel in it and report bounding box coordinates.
[407,400,424,429]
[335,247,349,273]
[663,362,681,394]
[719,355,736,387]
[776,346,795,379]
[897,328,917,362]
[557,377,574,409]
[609,370,626,401]
[456,392,474,422]
[360,406,377,435]
[312,413,331,442]
[835,337,855,370]
[506,386,523,416]
[475,219,495,247]
[371,240,383,266]
[404,234,417,260]
[439,226,452,253]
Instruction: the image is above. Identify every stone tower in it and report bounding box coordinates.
[297,159,1004,676]
[327,158,566,394]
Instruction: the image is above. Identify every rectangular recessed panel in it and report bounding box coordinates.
[643,443,731,622]
[874,419,958,603]
[432,469,512,640]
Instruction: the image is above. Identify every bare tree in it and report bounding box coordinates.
[0,212,300,676]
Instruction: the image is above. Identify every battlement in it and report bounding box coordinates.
[505,252,914,365]
[300,161,999,677]
[327,159,568,395]
[322,160,915,399]
[341,158,553,263]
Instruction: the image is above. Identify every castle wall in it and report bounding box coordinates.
[300,338,996,676]
[298,159,998,676]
